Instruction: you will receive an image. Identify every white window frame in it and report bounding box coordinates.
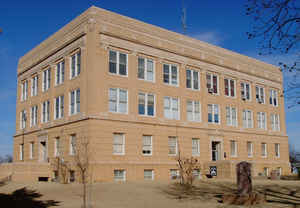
[187,100,201,122]
[257,112,267,130]
[263,167,269,176]
[256,85,265,104]
[41,100,50,123]
[55,60,65,85]
[31,75,38,97]
[230,140,238,157]
[21,80,28,101]
[30,105,38,127]
[242,109,253,128]
[142,135,152,156]
[70,134,76,155]
[192,138,200,156]
[269,89,278,107]
[247,141,253,157]
[206,73,219,94]
[70,51,81,79]
[186,68,200,90]
[226,106,237,127]
[168,136,178,156]
[42,68,51,92]
[261,143,267,158]
[20,110,27,129]
[164,97,180,120]
[208,104,220,124]
[109,50,128,77]
[163,63,179,86]
[240,82,251,101]
[275,143,280,158]
[271,114,280,131]
[54,95,64,119]
[109,88,128,114]
[224,78,236,97]
[138,92,155,117]
[113,133,125,155]
[69,89,80,115]
[19,144,24,161]
[54,137,60,157]
[114,170,126,181]
[144,169,154,180]
[29,142,34,159]
[138,57,155,82]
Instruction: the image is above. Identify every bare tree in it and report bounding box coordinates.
[51,156,71,184]
[0,155,13,164]
[72,137,92,208]
[245,0,300,106]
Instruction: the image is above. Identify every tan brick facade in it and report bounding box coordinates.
[11,6,290,182]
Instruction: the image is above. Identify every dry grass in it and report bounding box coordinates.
[1,179,300,208]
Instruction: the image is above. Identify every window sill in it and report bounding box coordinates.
[138,78,155,83]
[108,72,128,78]
[142,154,152,156]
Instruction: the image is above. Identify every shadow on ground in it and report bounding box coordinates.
[161,180,300,207]
[0,187,60,208]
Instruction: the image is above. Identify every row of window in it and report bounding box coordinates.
[20,51,81,101]
[19,133,280,162]
[108,50,279,106]
[20,89,80,129]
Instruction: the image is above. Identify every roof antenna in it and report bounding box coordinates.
[181,0,187,34]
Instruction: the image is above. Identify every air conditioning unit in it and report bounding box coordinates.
[208,88,214,94]
[242,95,246,101]
[258,98,263,104]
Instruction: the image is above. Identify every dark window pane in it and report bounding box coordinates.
[139,104,145,115]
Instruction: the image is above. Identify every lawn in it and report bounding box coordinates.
[1,179,300,208]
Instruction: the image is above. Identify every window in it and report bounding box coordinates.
[247,142,253,157]
[29,142,34,159]
[261,143,267,157]
[164,97,179,120]
[170,169,180,180]
[20,110,27,129]
[30,105,38,127]
[70,51,81,78]
[271,114,280,131]
[277,167,282,176]
[275,143,280,158]
[70,89,80,115]
[263,167,269,176]
[31,76,38,97]
[257,112,267,130]
[186,69,200,90]
[242,110,253,128]
[230,140,237,157]
[21,80,28,101]
[55,137,60,157]
[70,134,76,155]
[144,170,154,180]
[109,50,127,76]
[226,106,237,127]
[109,88,128,114]
[163,64,178,86]
[208,104,219,124]
[269,89,278,106]
[192,138,200,156]
[113,133,125,155]
[142,135,152,155]
[256,85,265,104]
[187,100,201,122]
[114,170,126,181]
[41,100,50,123]
[19,144,24,161]
[55,60,65,85]
[241,82,251,101]
[138,93,155,116]
[42,68,51,92]
[55,95,64,119]
[138,57,154,81]
[168,136,178,156]
[206,73,218,94]
[224,78,235,97]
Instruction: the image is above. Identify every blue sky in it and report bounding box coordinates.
[0,0,299,156]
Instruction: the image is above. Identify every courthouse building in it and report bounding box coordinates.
[11,6,290,181]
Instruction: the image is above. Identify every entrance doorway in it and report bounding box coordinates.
[40,141,48,162]
[212,141,221,161]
